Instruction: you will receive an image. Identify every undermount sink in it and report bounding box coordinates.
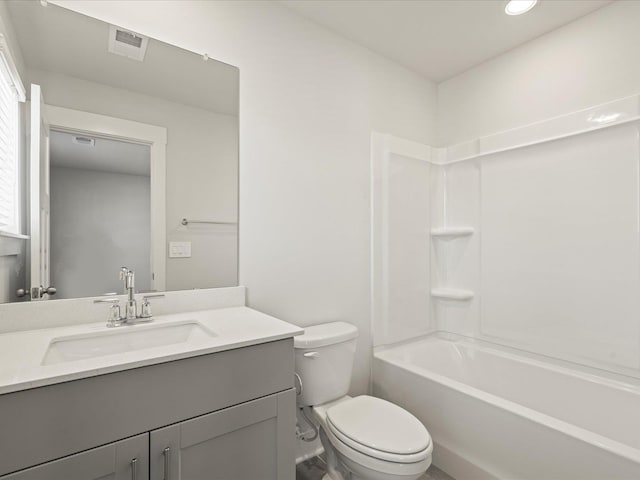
[42,321,216,365]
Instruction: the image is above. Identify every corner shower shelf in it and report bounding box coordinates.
[430,226,474,238]
[430,288,475,301]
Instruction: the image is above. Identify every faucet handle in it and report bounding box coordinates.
[140,294,165,319]
[142,293,165,299]
[94,298,120,304]
[94,298,123,327]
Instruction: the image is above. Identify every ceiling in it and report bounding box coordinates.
[280,0,613,82]
[50,130,151,176]
[7,0,239,116]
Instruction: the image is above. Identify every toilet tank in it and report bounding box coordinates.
[294,322,358,406]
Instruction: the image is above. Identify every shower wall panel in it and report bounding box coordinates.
[479,123,640,373]
[371,134,436,347]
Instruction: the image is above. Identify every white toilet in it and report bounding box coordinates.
[295,322,432,480]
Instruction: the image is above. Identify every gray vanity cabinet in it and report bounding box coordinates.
[0,339,296,480]
[0,433,149,480]
[150,390,295,480]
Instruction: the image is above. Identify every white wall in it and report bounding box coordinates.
[0,2,25,77]
[50,167,151,299]
[27,68,239,291]
[53,0,438,395]
[437,0,640,146]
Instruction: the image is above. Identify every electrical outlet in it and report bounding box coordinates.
[169,241,192,258]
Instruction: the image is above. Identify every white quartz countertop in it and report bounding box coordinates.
[0,306,303,395]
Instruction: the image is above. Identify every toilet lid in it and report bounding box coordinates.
[326,396,430,456]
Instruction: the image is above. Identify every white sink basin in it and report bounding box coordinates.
[42,321,215,365]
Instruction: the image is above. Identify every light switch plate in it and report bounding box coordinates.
[169,241,192,258]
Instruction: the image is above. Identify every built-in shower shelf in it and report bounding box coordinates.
[430,288,475,301]
[430,226,474,238]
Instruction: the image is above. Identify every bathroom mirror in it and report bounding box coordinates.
[0,1,239,302]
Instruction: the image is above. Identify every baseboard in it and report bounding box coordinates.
[433,441,499,480]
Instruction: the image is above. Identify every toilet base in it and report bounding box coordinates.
[320,428,348,480]
[338,450,429,480]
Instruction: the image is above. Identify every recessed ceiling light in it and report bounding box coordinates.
[505,0,538,16]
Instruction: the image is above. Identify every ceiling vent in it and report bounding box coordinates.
[108,25,149,62]
[72,135,95,147]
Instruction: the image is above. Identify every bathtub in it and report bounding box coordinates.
[372,333,640,480]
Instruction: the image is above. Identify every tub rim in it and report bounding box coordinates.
[374,331,640,392]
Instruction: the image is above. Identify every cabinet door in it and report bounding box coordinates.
[1,433,148,480]
[150,389,295,480]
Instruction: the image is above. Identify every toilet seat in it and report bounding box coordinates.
[323,419,432,478]
[325,395,431,464]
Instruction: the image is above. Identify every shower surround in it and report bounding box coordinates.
[371,95,640,479]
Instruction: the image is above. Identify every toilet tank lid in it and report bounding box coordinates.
[294,322,358,349]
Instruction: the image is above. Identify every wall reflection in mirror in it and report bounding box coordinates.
[0,0,239,302]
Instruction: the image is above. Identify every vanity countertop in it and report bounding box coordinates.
[0,306,303,395]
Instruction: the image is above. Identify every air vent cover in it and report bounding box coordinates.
[115,30,143,48]
[108,25,148,62]
[72,136,95,147]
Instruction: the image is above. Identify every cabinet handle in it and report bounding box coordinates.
[130,458,137,480]
[163,447,171,480]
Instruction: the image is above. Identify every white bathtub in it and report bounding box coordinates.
[372,334,640,480]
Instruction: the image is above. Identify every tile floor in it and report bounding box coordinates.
[295,456,455,480]
[420,465,456,480]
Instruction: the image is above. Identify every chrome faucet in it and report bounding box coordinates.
[94,268,164,327]
[120,267,137,320]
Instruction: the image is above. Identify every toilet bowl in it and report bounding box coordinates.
[295,322,432,480]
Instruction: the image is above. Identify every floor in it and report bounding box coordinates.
[296,456,455,480]
[420,466,456,480]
